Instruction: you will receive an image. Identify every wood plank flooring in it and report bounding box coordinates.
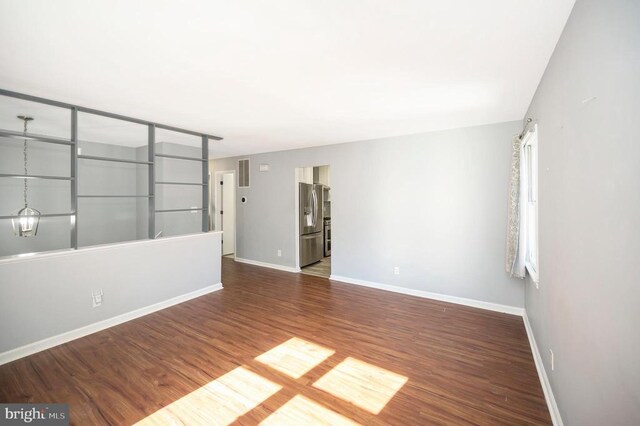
[0,258,550,425]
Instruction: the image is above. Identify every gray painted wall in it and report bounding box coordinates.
[0,138,143,256]
[0,137,71,255]
[77,141,141,247]
[0,232,222,354]
[0,138,203,256]
[213,121,524,308]
[155,142,203,238]
[136,145,151,240]
[524,0,640,424]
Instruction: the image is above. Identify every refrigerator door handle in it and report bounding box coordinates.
[304,188,313,229]
[312,188,318,227]
[313,187,320,226]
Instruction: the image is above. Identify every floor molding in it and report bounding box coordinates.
[523,311,563,426]
[329,274,524,316]
[0,283,223,366]
[235,257,301,273]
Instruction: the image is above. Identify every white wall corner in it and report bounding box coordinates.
[523,310,564,426]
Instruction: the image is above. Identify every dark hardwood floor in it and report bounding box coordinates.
[0,258,550,425]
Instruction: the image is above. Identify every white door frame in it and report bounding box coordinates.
[294,169,300,271]
[214,170,236,259]
[294,165,330,272]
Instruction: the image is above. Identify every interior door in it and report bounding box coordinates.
[221,172,235,255]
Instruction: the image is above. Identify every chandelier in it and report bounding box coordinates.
[12,115,41,237]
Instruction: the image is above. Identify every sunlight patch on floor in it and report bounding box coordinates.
[256,337,335,379]
[313,357,408,414]
[135,367,281,426]
[136,339,408,425]
[260,395,360,426]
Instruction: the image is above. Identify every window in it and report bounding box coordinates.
[522,125,539,282]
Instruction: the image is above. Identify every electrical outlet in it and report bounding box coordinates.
[92,289,103,308]
[393,267,400,275]
[549,349,555,371]
[277,249,282,257]
[77,147,82,155]
[534,280,539,290]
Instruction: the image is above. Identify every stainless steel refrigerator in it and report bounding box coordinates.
[299,183,324,267]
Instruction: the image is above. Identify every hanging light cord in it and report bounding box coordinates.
[23,119,28,208]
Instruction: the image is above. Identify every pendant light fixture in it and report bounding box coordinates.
[12,115,41,237]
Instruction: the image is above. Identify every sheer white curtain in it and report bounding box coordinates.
[506,134,526,278]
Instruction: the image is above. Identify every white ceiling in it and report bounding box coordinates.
[0,0,574,158]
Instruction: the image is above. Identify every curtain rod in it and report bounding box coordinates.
[518,117,533,140]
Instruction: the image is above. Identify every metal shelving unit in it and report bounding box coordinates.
[0,173,74,181]
[155,181,204,186]
[156,207,206,214]
[0,213,75,220]
[70,107,78,248]
[0,88,222,252]
[0,128,74,146]
[78,154,153,165]
[154,133,209,231]
[77,195,154,198]
[155,153,206,162]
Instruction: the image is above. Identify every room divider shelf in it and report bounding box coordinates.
[0,212,75,220]
[78,154,153,165]
[155,207,205,213]
[77,195,154,198]
[0,173,74,181]
[155,153,206,162]
[0,128,74,146]
[155,181,205,186]
[1,89,217,254]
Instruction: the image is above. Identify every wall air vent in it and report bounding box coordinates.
[238,159,250,188]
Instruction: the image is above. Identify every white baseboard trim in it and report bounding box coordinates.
[329,274,524,316]
[0,283,223,366]
[523,311,563,426]
[235,257,301,273]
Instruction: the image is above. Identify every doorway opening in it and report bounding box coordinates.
[295,165,331,278]
[214,170,236,258]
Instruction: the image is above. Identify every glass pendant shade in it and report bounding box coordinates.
[12,115,41,237]
[12,206,41,237]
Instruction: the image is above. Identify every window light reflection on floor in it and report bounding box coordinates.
[135,367,282,426]
[313,357,408,415]
[255,337,335,379]
[136,339,407,425]
[260,395,360,426]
